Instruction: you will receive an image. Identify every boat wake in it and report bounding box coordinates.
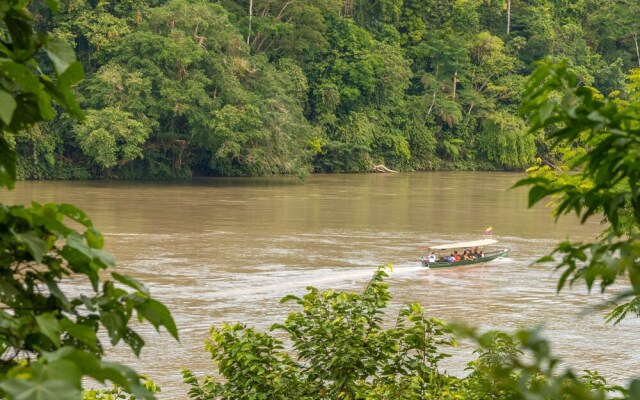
[491,257,514,264]
[163,263,430,308]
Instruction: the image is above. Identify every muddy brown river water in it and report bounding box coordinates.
[1,172,637,398]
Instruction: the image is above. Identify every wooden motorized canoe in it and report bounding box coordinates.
[420,238,509,268]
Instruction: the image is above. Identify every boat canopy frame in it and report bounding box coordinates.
[428,238,498,250]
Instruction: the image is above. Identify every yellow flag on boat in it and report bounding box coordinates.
[484,226,493,235]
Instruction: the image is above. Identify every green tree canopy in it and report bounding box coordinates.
[19,0,638,178]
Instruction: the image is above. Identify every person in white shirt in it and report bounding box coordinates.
[427,253,437,263]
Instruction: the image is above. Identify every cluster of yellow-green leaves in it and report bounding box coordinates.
[182,266,627,399]
[517,60,640,325]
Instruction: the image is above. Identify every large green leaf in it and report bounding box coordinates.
[35,313,61,347]
[0,89,16,125]
[0,134,16,189]
[47,61,84,119]
[49,349,155,400]
[14,231,46,263]
[0,378,82,400]
[42,347,98,370]
[59,319,98,350]
[136,298,179,340]
[0,280,21,302]
[92,249,115,269]
[0,59,44,93]
[528,185,551,208]
[84,227,104,249]
[38,203,72,236]
[628,379,640,398]
[42,277,71,311]
[4,14,36,61]
[93,362,156,400]
[100,311,126,345]
[112,272,149,296]
[59,204,92,228]
[0,358,83,400]
[34,359,82,384]
[63,233,93,262]
[43,38,76,76]
[122,328,145,357]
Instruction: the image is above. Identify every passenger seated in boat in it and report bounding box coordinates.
[478,250,484,258]
[427,253,437,263]
[453,251,460,262]
[463,250,474,261]
[472,246,480,257]
[445,254,455,262]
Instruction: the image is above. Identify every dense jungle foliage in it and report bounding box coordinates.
[4,1,640,398]
[17,0,640,179]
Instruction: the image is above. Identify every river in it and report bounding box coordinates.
[1,172,637,398]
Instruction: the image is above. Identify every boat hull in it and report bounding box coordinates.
[421,249,509,268]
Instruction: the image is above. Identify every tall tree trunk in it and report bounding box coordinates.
[427,65,440,116]
[506,0,511,35]
[247,0,253,46]
[343,0,354,17]
[634,32,640,67]
[452,69,458,100]
[427,90,437,115]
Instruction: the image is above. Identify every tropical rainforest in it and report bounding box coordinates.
[4,0,640,399]
[17,0,640,179]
